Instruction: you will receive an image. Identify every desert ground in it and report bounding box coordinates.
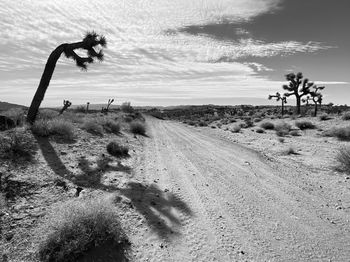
[1,106,350,261]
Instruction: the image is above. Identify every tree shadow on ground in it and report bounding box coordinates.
[34,135,73,178]
[118,182,192,239]
[74,156,132,190]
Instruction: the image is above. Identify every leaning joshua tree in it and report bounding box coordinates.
[309,85,325,116]
[26,32,107,124]
[282,72,315,115]
[101,99,114,114]
[268,92,287,116]
[59,100,72,115]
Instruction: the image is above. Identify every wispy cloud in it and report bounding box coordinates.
[0,0,341,106]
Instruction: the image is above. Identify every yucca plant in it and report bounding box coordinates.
[268,92,287,116]
[27,32,107,124]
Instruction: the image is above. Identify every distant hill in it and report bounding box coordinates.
[0,101,27,111]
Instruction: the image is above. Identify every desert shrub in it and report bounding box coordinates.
[0,128,37,161]
[319,114,331,121]
[120,102,134,113]
[103,120,121,134]
[231,124,241,133]
[31,119,51,137]
[198,121,208,127]
[275,121,291,137]
[107,141,129,158]
[336,147,350,173]
[260,121,274,130]
[129,121,146,135]
[324,126,350,141]
[60,112,85,124]
[295,121,315,130]
[82,120,104,136]
[289,130,301,136]
[38,197,128,262]
[256,128,265,133]
[49,119,75,140]
[342,112,350,120]
[38,109,58,120]
[2,108,25,126]
[74,106,86,113]
[243,118,254,128]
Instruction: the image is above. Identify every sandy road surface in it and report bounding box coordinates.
[125,117,350,261]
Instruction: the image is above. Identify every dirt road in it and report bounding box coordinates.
[124,117,350,261]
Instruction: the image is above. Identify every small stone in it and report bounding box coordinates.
[60,151,67,155]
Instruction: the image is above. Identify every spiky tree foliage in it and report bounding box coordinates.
[309,86,325,116]
[283,72,314,115]
[86,102,90,113]
[27,32,107,124]
[101,99,114,114]
[59,100,72,115]
[268,92,287,116]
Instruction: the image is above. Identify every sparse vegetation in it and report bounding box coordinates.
[319,114,331,121]
[0,128,37,162]
[102,119,121,134]
[129,121,146,135]
[107,141,129,158]
[82,120,104,136]
[324,126,350,141]
[260,121,274,130]
[38,197,128,262]
[336,147,350,173]
[295,121,315,130]
[342,112,350,120]
[32,118,75,140]
[275,121,291,137]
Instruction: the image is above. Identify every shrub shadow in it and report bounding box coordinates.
[118,182,192,239]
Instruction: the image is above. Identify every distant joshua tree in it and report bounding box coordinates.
[86,102,90,113]
[268,92,287,116]
[59,100,72,115]
[309,85,325,116]
[26,32,107,124]
[282,72,315,115]
[101,99,114,114]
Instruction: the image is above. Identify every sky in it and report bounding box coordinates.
[0,0,349,107]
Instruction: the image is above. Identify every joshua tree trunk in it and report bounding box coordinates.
[314,103,318,117]
[26,32,106,124]
[27,45,65,124]
[296,95,301,115]
[281,100,285,116]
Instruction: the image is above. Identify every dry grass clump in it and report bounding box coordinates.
[336,147,350,173]
[0,128,37,161]
[319,114,331,121]
[37,109,58,120]
[275,121,291,137]
[32,119,75,141]
[38,197,128,262]
[231,124,241,133]
[289,130,301,136]
[295,120,316,130]
[107,141,129,158]
[129,121,146,135]
[103,119,121,134]
[324,126,350,141]
[342,112,350,120]
[2,108,26,126]
[82,120,104,136]
[260,121,274,130]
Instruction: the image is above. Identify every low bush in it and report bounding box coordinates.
[275,121,291,137]
[32,119,75,141]
[256,128,265,133]
[82,120,104,136]
[107,141,129,158]
[38,109,58,120]
[0,128,37,161]
[342,112,350,120]
[319,114,331,121]
[129,121,146,135]
[289,130,301,136]
[324,126,350,141]
[231,124,241,133]
[336,147,350,173]
[198,121,208,127]
[38,197,128,262]
[260,121,274,130]
[2,108,25,126]
[295,121,315,130]
[120,102,134,113]
[103,120,121,134]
